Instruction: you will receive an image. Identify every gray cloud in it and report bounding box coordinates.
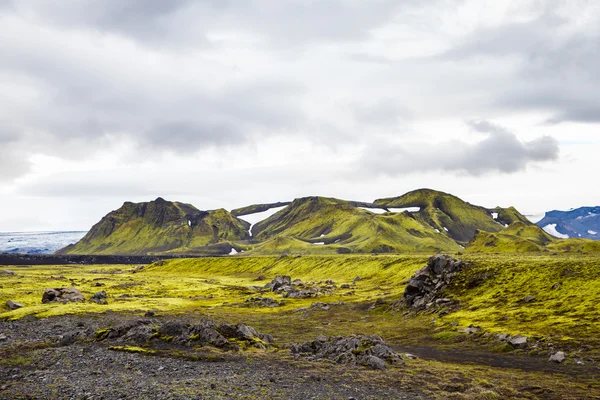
[362,121,560,176]
[0,0,593,186]
[441,3,600,124]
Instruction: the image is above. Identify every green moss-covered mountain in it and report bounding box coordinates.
[374,189,527,243]
[465,222,600,253]
[59,197,249,255]
[61,188,590,256]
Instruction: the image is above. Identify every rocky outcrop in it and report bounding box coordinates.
[243,297,285,308]
[42,288,85,304]
[95,318,273,351]
[290,335,403,369]
[0,270,15,275]
[402,255,465,311]
[264,276,337,299]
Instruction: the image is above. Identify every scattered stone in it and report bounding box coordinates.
[325,279,335,285]
[144,311,155,317]
[340,284,352,289]
[549,351,566,363]
[401,255,465,311]
[522,295,536,303]
[290,334,403,369]
[244,297,284,308]
[132,265,145,273]
[404,353,418,360]
[6,300,24,310]
[254,275,267,281]
[0,334,7,341]
[90,291,108,304]
[494,333,510,341]
[551,283,562,290]
[42,287,85,304]
[508,334,528,349]
[0,270,15,275]
[458,325,481,334]
[353,276,362,282]
[94,318,273,352]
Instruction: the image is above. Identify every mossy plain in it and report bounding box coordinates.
[2,253,600,399]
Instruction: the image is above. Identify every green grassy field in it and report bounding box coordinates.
[2,253,599,342]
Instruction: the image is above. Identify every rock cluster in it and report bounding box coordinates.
[243,297,285,308]
[96,318,274,351]
[290,335,403,370]
[403,255,465,311]
[264,276,336,299]
[42,288,85,304]
[0,270,15,275]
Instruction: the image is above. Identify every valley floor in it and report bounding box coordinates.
[1,254,599,399]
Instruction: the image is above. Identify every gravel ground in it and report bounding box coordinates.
[0,314,428,400]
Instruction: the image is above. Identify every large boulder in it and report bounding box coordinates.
[264,275,292,292]
[549,351,566,363]
[508,334,528,349]
[0,270,15,276]
[42,288,85,304]
[402,255,465,311]
[6,300,24,310]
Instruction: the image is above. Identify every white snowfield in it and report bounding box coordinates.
[238,206,288,237]
[388,207,420,213]
[313,242,325,245]
[542,224,569,239]
[229,248,238,255]
[358,207,387,214]
[359,206,420,214]
[589,230,598,235]
[491,212,499,220]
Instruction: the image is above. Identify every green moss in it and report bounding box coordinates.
[108,346,156,355]
[432,331,463,341]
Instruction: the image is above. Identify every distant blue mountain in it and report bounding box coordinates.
[536,206,600,240]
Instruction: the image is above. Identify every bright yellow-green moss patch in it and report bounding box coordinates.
[108,346,156,355]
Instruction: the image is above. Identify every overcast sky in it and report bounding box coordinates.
[1,0,599,231]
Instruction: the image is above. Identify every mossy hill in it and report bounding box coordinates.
[374,189,527,243]
[248,196,461,254]
[466,222,600,253]
[59,189,597,256]
[59,198,249,255]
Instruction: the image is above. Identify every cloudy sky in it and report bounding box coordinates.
[1,0,598,231]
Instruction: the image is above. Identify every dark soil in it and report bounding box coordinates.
[0,314,428,400]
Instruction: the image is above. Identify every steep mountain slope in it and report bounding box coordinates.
[374,189,528,243]
[248,196,461,254]
[59,198,249,255]
[231,202,291,217]
[537,206,600,240]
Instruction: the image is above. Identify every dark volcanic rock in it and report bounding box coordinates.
[6,300,24,310]
[42,288,85,304]
[291,335,403,369]
[95,318,272,352]
[401,255,465,311]
[90,291,108,304]
[0,270,15,275]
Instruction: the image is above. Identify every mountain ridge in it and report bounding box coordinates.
[58,189,600,256]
